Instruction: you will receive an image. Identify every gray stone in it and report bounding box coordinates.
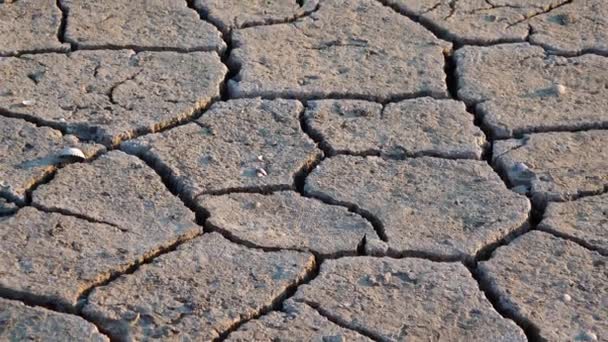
[61,0,225,52]
[385,0,562,45]
[304,98,485,159]
[0,50,226,146]
[305,155,530,260]
[122,98,321,201]
[200,191,376,256]
[33,151,198,235]
[493,130,608,207]
[228,0,450,102]
[293,257,526,341]
[455,43,608,139]
[0,115,104,204]
[83,232,315,341]
[0,298,108,342]
[539,193,608,254]
[479,231,607,342]
[226,301,372,341]
[364,238,390,257]
[0,0,69,56]
[194,0,319,34]
[0,207,198,309]
[529,0,608,56]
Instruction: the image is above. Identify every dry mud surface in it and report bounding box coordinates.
[0,0,606,341]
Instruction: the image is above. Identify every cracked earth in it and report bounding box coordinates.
[0,0,606,341]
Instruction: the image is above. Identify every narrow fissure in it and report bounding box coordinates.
[302,301,384,341]
[55,0,72,50]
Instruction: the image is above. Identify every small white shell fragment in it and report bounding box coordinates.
[562,293,572,302]
[256,168,268,177]
[553,83,567,96]
[58,147,86,161]
[21,99,35,106]
[257,155,264,161]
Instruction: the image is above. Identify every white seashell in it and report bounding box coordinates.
[256,168,268,177]
[21,99,35,106]
[563,293,572,302]
[58,147,86,161]
[553,83,567,96]
[257,155,264,161]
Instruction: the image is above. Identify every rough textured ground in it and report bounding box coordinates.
[1,0,606,340]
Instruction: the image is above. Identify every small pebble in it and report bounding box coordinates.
[513,162,530,173]
[21,99,34,106]
[257,155,264,161]
[563,293,572,302]
[553,83,567,96]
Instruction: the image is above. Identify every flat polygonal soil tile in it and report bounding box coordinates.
[479,231,607,342]
[199,191,376,256]
[0,116,104,204]
[194,0,319,34]
[385,0,562,45]
[305,156,530,260]
[0,207,198,309]
[539,193,608,254]
[0,298,108,342]
[122,98,321,200]
[0,0,69,56]
[228,0,450,101]
[493,130,608,207]
[82,232,315,341]
[61,0,225,52]
[0,50,226,146]
[292,257,526,341]
[226,302,372,341]
[529,0,608,56]
[32,150,198,235]
[304,98,485,159]
[455,43,608,139]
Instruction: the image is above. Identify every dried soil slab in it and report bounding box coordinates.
[385,0,562,45]
[200,191,376,256]
[61,0,225,52]
[306,156,530,260]
[122,98,320,200]
[0,298,108,342]
[479,231,607,342]
[83,232,315,341]
[0,0,69,56]
[228,0,450,101]
[194,0,319,34]
[0,116,104,204]
[493,130,608,207]
[456,43,608,139]
[0,50,226,146]
[33,151,198,235]
[529,0,608,56]
[305,156,530,259]
[293,257,526,341]
[226,302,371,341]
[304,98,485,159]
[0,207,198,309]
[539,193,608,254]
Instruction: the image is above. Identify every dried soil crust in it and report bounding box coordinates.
[0,207,198,309]
[304,98,486,159]
[455,43,608,139]
[293,257,526,341]
[539,193,608,254]
[32,151,198,235]
[479,231,607,342]
[122,98,321,200]
[0,298,108,342]
[0,0,69,56]
[194,0,319,34]
[83,232,315,341]
[0,116,104,204]
[493,130,608,207]
[61,0,225,52]
[0,50,226,146]
[200,191,376,256]
[226,302,372,341]
[228,0,450,102]
[305,155,530,260]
